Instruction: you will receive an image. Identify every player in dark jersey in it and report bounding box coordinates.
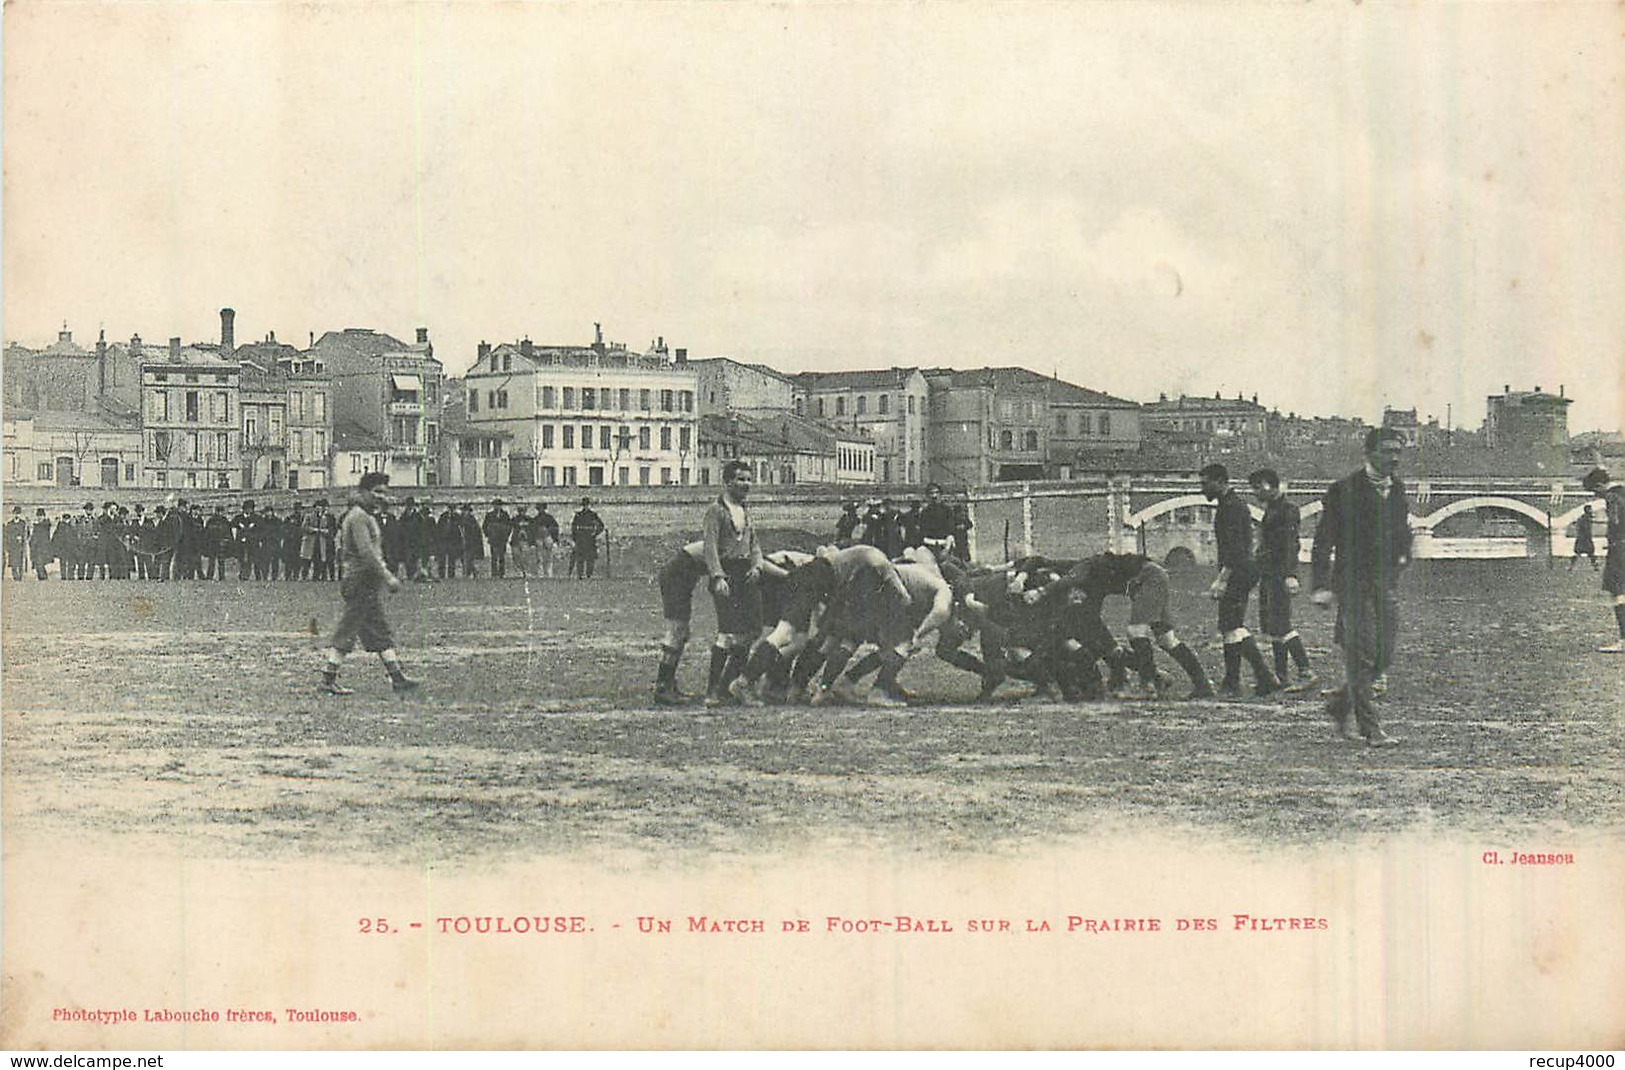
[1248,468,1317,692]
[652,540,709,705]
[1201,463,1280,697]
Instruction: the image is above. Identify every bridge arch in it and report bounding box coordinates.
[1127,494,1264,528]
[1416,495,1553,531]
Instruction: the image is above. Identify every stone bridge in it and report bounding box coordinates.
[965,476,1602,568]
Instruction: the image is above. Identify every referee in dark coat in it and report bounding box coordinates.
[1310,427,1411,746]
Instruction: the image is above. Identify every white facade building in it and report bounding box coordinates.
[464,334,699,489]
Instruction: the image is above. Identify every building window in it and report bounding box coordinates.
[497,389,509,409]
[1000,430,1014,449]
[124,463,136,482]
[487,390,496,409]
[700,468,711,486]
[836,397,846,416]
[878,395,889,414]
[619,388,630,411]
[857,396,867,415]
[815,398,824,417]
[660,389,674,412]
[681,391,694,413]
[661,467,672,485]
[469,392,479,413]
[313,392,326,421]
[1100,414,1111,435]
[639,426,651,450]
[907,396,916,415]
[269,410,283,440]
[1024,430,1039,450]
[563,387,576,410]
[502,354,512,372]
[541,466,556,486]
[638,466,650,486]
[314,431,326,458]
[660,426,672,451]
[217,432,231,462]
[599,426,611,450]
[679,427,691,451]
[581,424,594,450]
[680,468,690,485]
[185,391,200,422]
[246,415,258,442]
[563,426,575,449]
[1056,413,1068,433]
[1080,413,1092,434]
[583,387,596,410]
[563,467,577,487]
[882,459,891,481]
[588,466,604,486]
[640,388,651,411]
[541,385,556,409]
[213,391,229,422]
[542,425,555,449]
[153,470,166,488]
[37,461,53,481]
[150,391,170,421]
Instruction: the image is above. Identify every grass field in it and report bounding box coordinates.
[3,559,1621,861]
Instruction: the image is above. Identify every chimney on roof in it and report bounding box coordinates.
[478,341,491,363]
[1251,393,1258,405]
[220,308,235,356]
[416,327,429,345]
[96,329,107,394]
[675,348,687,365]
[1505,384,1511,393]
[169,337,182,362]
[1560,384,1565,397]
[1534,384,1542,393]
[1214,390,1221,400]
[309,331,315,348]
[520,338,533,359]
[130,333,143,358]
[59,323,72,344]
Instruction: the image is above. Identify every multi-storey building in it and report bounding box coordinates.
[233,320,334,491]
[238,360,290,491]
[1485,384,1573,452]
[312,326,442,487]
[140,338,241,490]
[790,368,930,485]
[688,356,795,416]
[695,411,876,487]
[436,379,512,488]
[463,329,699,488]
[2,325,143,416]
[2,410,144,489]
[925,367,1141,484]
[1141,392,1270,454]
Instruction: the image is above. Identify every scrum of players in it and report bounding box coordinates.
[651,534,1231,710]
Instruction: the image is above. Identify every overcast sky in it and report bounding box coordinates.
[6,3,1622,432]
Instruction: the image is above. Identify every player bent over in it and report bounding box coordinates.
[320,471,419,696]
[1582,466,1625,653]
[816,546,953,707]
[725,550,817,705]
[652,540,708,705]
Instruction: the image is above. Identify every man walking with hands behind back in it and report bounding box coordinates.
[320,471,418,696]
[1311,427,1411,746]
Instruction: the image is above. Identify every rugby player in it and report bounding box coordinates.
[1582,466,1625,653]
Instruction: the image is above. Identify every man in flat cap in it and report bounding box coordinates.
[1310,427,1412,746]
[483,497,514,579]
[320,471,418,695]
[1582,466,1625,652]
